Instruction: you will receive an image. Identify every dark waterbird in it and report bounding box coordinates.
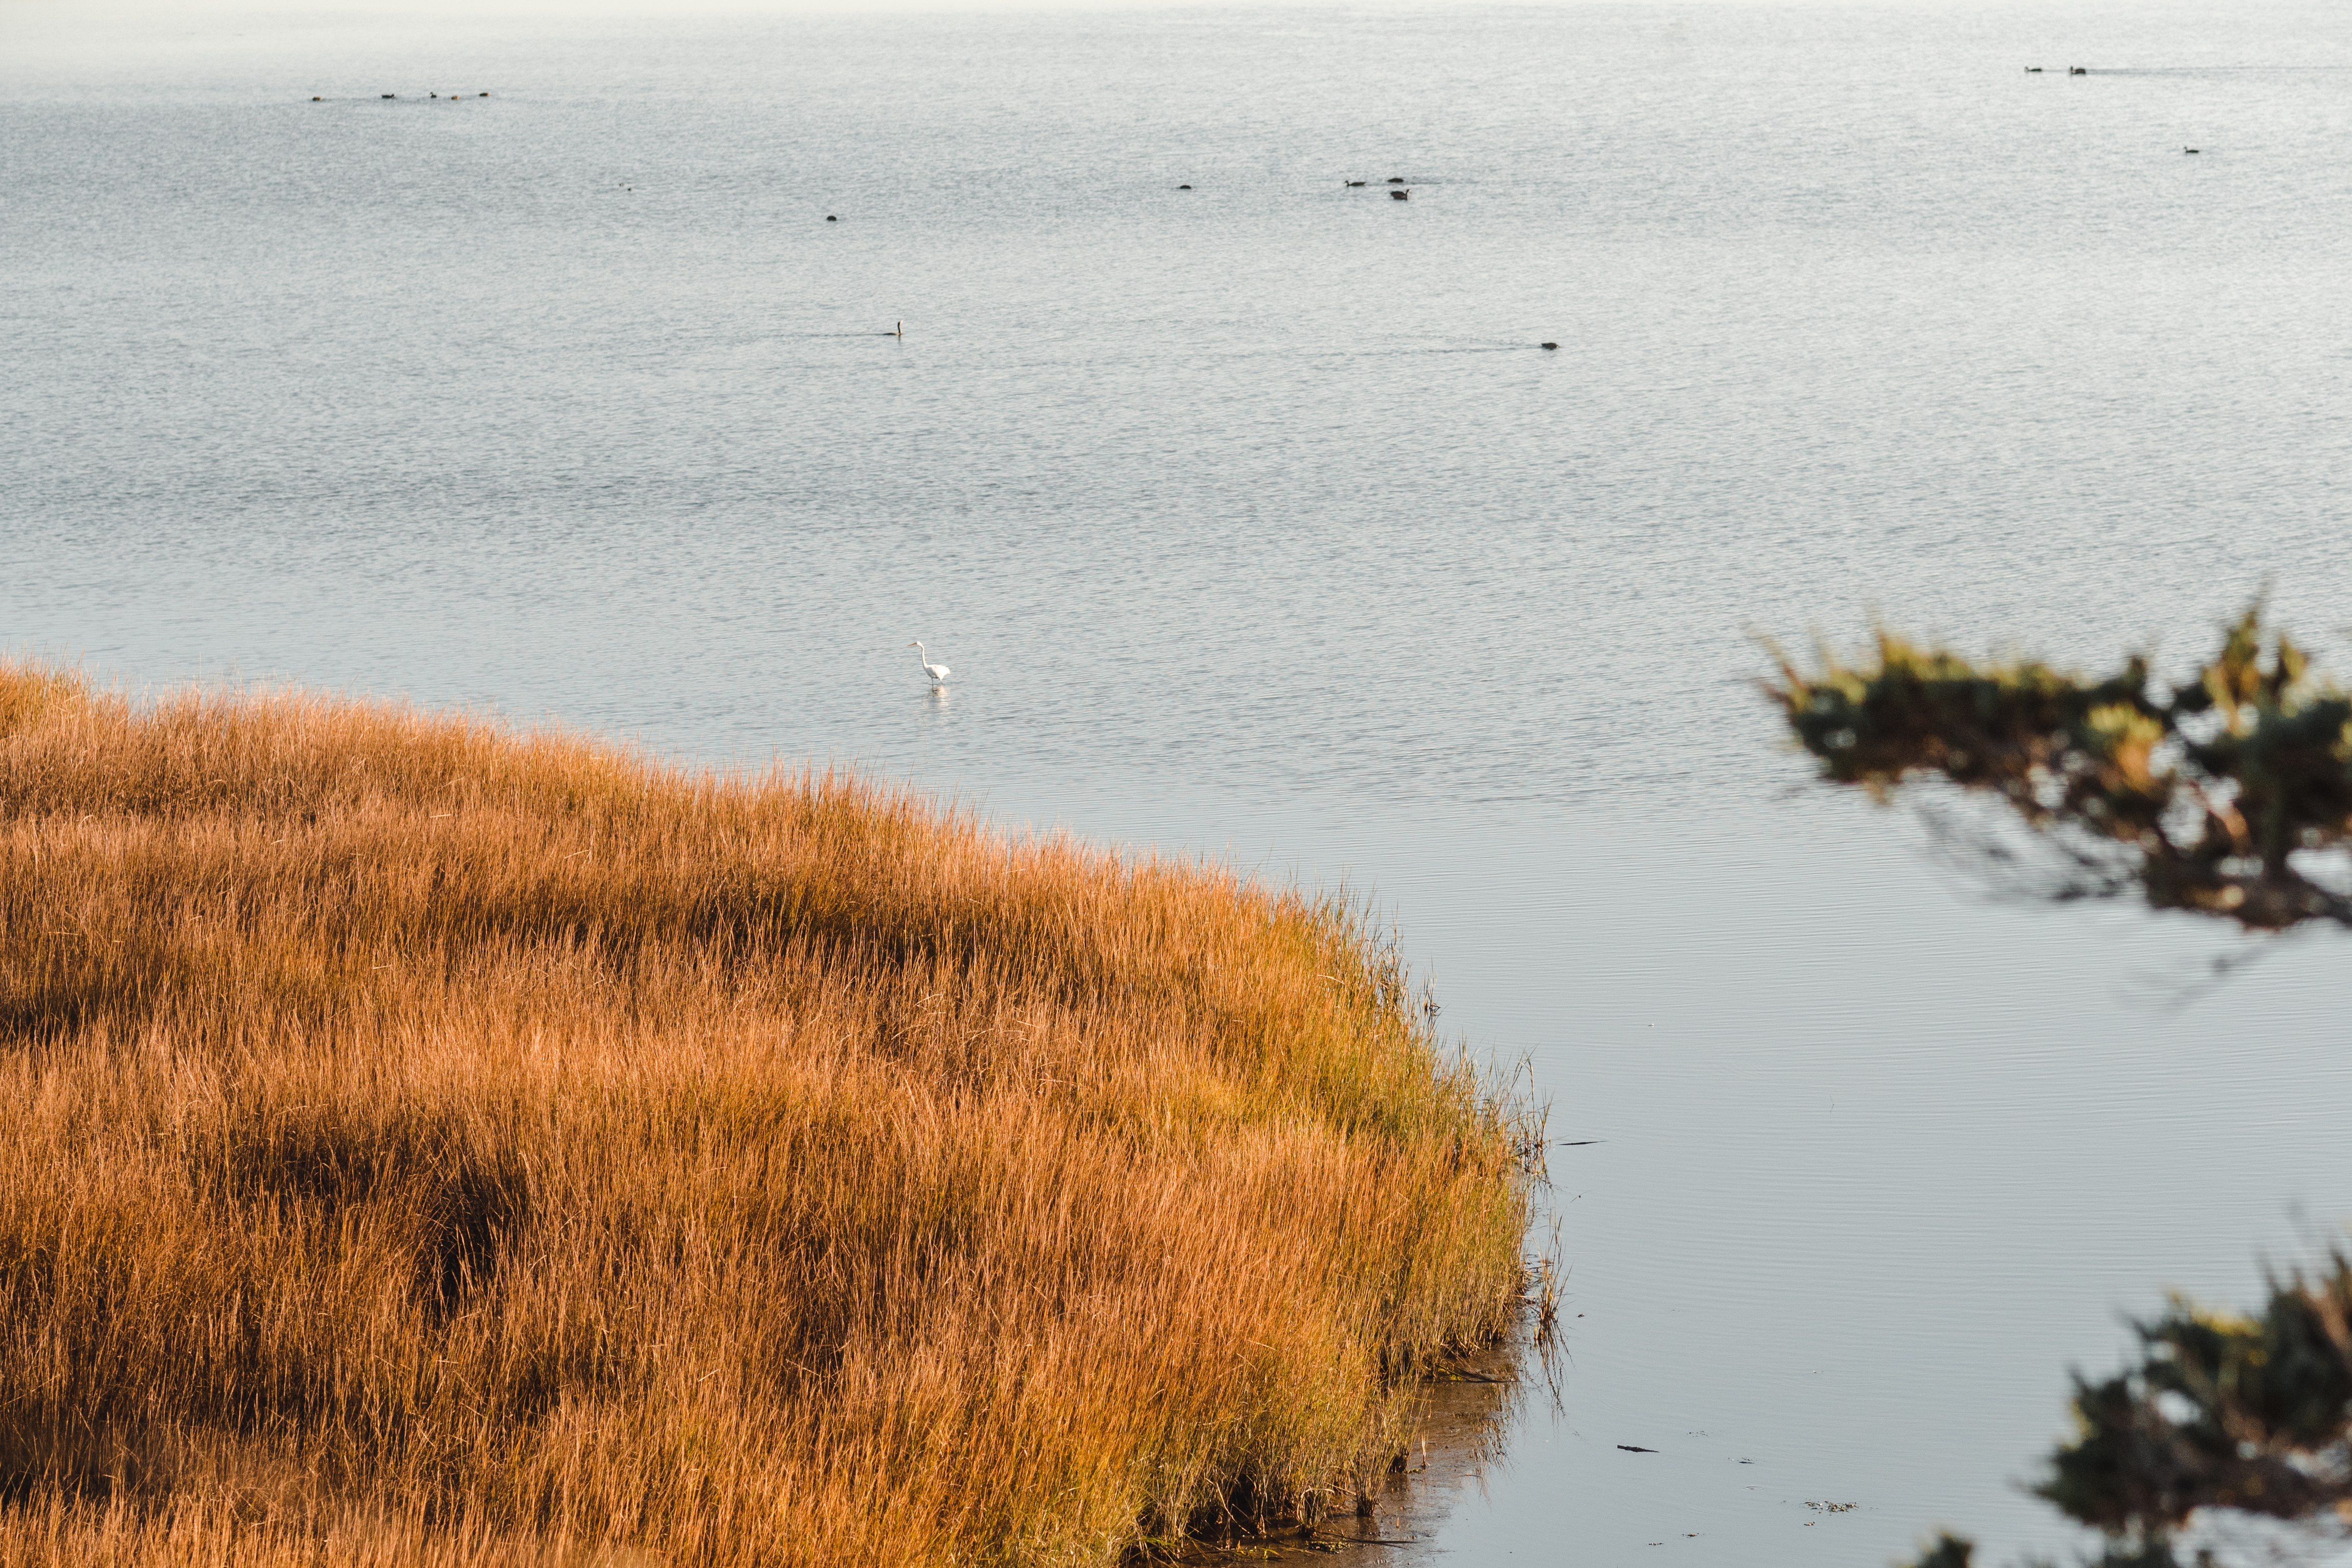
[1177,183,1192,190]
[2184,146,2200,154]
[2068,65,2087,74]
[1386,176,1405,184]
[1390,188,1410,200]
[1346,180,1366,187]
[1541,342,1558,350]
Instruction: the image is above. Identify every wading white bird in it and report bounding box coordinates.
[908,641,951,685]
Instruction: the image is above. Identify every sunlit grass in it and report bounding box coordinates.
[0,664,1536,1565]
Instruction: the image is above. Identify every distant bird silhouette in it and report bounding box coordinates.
[909,642,951,686]
[2068,65,2087,75]
[1346,180,1366,187]
[827,215,838,221]
[1387,176,1405,184]
[2025,66,2043,72]
[1177,184,1192,190]
[2184,146,2201,154]
[1541,342,1558,350]
[1391,188,1410,200]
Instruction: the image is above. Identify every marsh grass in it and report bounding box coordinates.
[0,665,1535,1565]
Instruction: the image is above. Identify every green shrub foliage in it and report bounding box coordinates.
[1766,608,2352,930]
[2038,1258,2352,1548]
[1889,1259,2352,1567]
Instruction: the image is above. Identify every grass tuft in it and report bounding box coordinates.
[0,665,1535,1565]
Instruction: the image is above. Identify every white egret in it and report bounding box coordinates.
[908,641,951,685]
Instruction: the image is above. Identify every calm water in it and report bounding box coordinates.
[9,2,2352,1560]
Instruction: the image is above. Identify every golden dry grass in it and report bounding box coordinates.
[0,664,1535,1566]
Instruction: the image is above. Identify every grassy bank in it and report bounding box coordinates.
[0,665,1535,1566]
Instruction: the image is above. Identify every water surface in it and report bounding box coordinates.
[8,3,2352,1559]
